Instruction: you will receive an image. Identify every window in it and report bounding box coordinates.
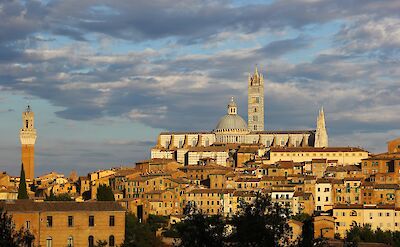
[25,221,30,230]
[109,235,115,247]
[88,236,94,247]
[47,216,53,227]
[89,216,94,227]
[46,237,52,247]
[68,216,73,227]
[67,236,74,247]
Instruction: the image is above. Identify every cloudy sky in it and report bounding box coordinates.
[1,0,399,176]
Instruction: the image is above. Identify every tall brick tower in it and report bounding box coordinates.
[19,105,37,181]
[248,66,264,131]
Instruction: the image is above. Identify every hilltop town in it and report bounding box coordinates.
[1,68,399,247]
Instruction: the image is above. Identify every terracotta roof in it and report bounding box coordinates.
[334,204,395,210]
[270,147,368,153]
[136,158,175,165]
[0,200,125,212]
[188,188,235,194]
[235,177,261,182]
[261,176,287,181]
[363,152,400,160]
[316,178,343,184]
[374,184,399,190]
[179,164,231,171]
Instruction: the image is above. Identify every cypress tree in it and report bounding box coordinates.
[17,164,29,200]
[96,184,115,201]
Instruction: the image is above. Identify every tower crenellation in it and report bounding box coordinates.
[19,105,37,180]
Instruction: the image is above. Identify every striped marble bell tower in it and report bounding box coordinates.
[248,66,264,131]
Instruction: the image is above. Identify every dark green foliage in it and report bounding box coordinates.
[292,213,312,223]
[95,240,108,247]
[345,225,400,246]
[82,190,91,201]
[147,214,168,232]
[45,192,74,201]
[229,192,292,247]
[173,209,225,247]
[0,208,35,246]
[297,214,313,247]
[121,213,162,247]
[96,184,115,201]
[17,164,29,200]
[173,193,294,247]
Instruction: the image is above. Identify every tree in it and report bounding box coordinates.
[96,184,115,201]
[17,164,29,200]
[345,225,399,246]
[45,192,74,201]
[95,240,108,247]
[121,213,162,247]
[173,206,226,247]
[0,208,34,246]
[228,192,294,247]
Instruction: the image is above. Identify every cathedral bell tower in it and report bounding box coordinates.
[19,105,37,181]
[248,66,264,131]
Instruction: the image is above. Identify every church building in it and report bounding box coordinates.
[150,67,328,163]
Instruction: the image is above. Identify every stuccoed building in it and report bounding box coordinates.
[151,68,328,166]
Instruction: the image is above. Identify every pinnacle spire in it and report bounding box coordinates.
[315,106,328,147]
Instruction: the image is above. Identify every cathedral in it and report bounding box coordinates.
[151,67,328,161]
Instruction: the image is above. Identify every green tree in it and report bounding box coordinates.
[121,213,162,247]
[17,164,29,200]
[229,192,292,247]
[173,206,225,247]
[96,184,115,201]
[147,214,168,232]
[95,240,108,247]
[0,208,35,246]
[45,192,74,201]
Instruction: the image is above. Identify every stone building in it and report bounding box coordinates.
[1,200,125,247]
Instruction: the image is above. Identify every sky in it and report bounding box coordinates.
[0,0,399,176]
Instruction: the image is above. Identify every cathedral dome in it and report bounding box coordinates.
[215,114,247,131]
[214,97,248,132]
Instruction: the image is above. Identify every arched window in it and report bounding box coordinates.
[192,138,197,147]
[46,237,52,247]
[67,236,74,247]
[205,138,209,147]
[109,235,115,247]
[26,120,29,128]
[88,236,94,247]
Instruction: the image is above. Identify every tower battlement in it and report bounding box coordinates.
[19,105,37,180]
